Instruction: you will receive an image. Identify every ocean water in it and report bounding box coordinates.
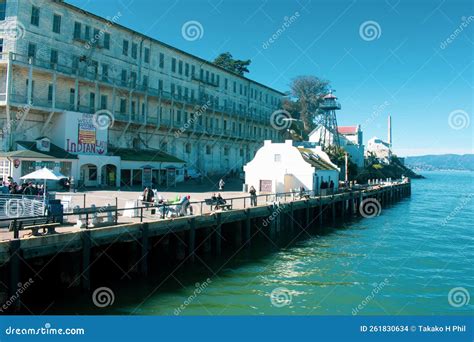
[51,171,474,315]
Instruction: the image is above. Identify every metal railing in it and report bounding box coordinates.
[0,195,46,219]
[3,52,280,119]
[0,185,382,232]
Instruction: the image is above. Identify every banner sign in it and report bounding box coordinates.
[0,316,471,342]
[64,113,107,155]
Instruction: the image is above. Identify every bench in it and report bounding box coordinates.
[299,192,311,200]
[73,205,117,228]
[204,198,232,211]
[60,196,72,213]
[9,218,60,238]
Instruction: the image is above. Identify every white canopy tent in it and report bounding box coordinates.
[20,167,66,200]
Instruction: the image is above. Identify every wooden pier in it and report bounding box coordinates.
[0,182,411,312]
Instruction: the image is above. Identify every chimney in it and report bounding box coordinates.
[388,114,392,148]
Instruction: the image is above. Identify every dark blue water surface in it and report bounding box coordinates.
[55,172,474,315]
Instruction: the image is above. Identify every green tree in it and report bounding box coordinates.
[213,52,251,75]
[288,76,330,133]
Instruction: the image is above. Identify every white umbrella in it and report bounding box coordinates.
[21,167,66,200]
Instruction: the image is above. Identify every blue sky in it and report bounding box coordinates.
[69,0,473,156]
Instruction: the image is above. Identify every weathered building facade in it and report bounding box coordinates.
[0,0,284,187]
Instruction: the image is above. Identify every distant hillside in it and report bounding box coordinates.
[404,154,474,171]
[356,156,424,183]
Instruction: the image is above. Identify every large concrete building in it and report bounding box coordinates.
[0,0,284,188]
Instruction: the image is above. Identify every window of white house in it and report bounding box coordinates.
[52,14,61,33]
[30,6,40,26]
[144,47,150,63]
[103,33,110,49]
[274,154,281,162]
[0,1,6,21]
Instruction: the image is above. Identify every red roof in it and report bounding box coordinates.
[338,126,358,134]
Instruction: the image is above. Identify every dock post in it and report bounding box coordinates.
[8,239,21,312]
[341,197,345,219]
[269,204,276,239]
[176,232,186,261]
[215,213,222,256]
[245,209,251,247]
[203,227,212,254]
[305,201,310,229]
[81,230,91,291]
[234,221,243,246]
[332,200,336,225]
[188,218,196,263]
[318,199,323,225]
[290,202,295,234]
[140,223,149,276]
[348,193,353,216]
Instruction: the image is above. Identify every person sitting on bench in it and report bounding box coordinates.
[215,193,226,210]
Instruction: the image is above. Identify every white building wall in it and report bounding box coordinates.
[244,140,318,194]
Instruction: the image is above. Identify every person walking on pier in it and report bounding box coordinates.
[249,186,257,206]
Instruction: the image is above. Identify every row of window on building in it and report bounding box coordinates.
[12,3,280,106]
[160,142,248,157]
[24,40,279,110]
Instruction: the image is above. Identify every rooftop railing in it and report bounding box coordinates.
[3,52,279,118]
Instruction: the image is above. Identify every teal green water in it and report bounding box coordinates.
[55,171,474,315]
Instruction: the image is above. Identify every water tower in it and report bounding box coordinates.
[315,90,342,149]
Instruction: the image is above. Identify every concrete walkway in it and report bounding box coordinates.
[0,177,275,241]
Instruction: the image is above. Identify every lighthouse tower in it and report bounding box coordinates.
[315,90,342,149]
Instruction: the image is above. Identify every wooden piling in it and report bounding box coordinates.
[140,223,149,276]
[245,209,251,247]
[8,239,21,311]
[188,218,196,262]
[290,202,295,233]
[81,230,91,291]
[215,213,222,256]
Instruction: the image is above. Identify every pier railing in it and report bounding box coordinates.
[0,181,408,236]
